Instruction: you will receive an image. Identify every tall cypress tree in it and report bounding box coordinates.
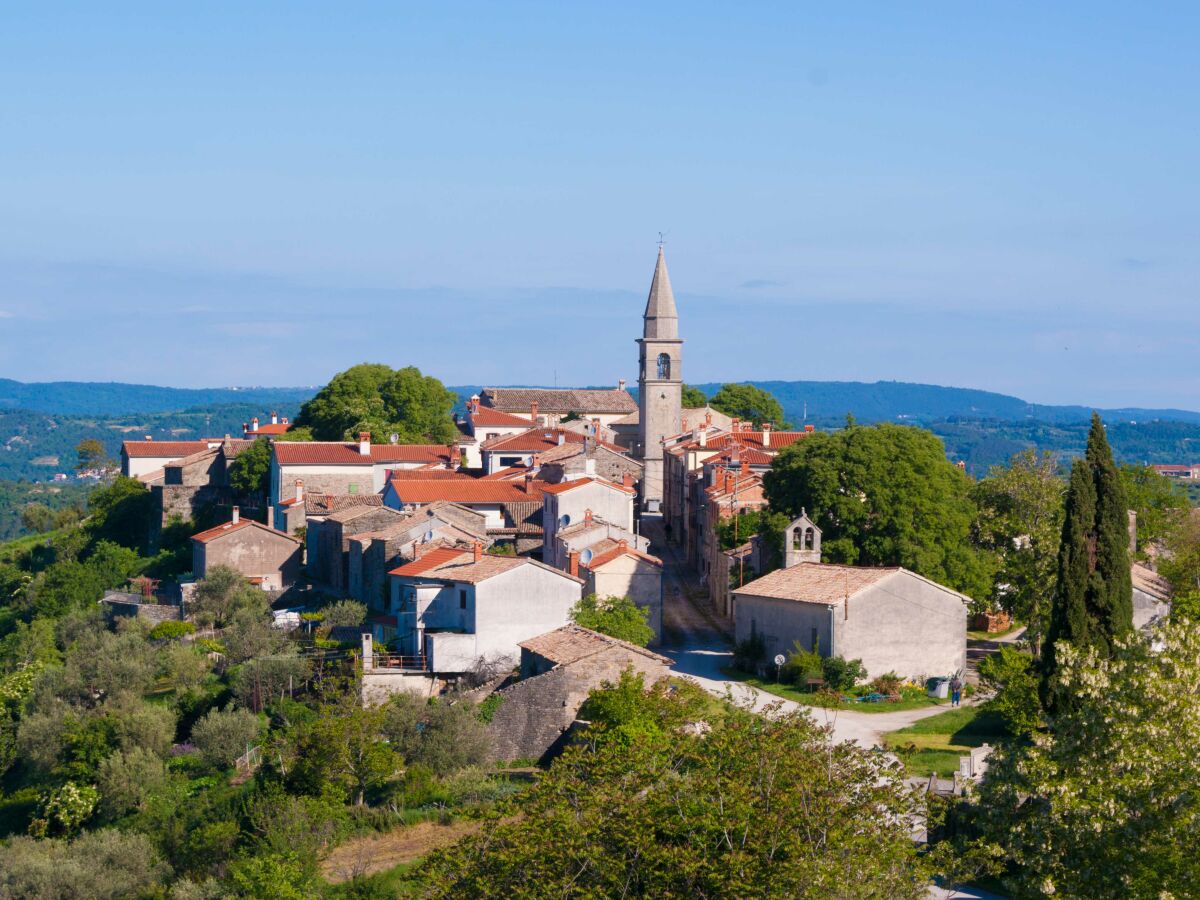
[1042,414,1133,709]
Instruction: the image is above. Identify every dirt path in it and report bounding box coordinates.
[647,518,958,747]
[321,820,479,883]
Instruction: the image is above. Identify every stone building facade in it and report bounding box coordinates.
[635,247,683,510]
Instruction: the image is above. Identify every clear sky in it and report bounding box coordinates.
[1,3,1197,408]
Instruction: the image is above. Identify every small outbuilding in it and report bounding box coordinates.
[192,508,302,591]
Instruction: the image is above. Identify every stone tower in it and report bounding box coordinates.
[637,246,683,510]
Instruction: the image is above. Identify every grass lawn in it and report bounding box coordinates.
[722,668,947,714]
[967,622,1024,641]
[883,706,1009,776]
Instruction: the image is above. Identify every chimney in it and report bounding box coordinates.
[617,539,628,553]
[568,550,580,578]
[622,471,634,490]
[231,506,240,525]
[618,379,626,392]
[724,472,734,493]
[524,473,534,493]
[282,417,289,425]
[271,411,278,425]
[585,508,593,525]
[732,418,741,432]
[741,458,751,476]
[705,411,713,427]
[473,540,483,563]
[698,429,707,448]
[251,417,259,432]
[585,458,596,476]
[557,432,565,446]
[359,432,371,456]
[294,479,304,502]
[530,401,539,423]
[532,453,542,468]
[145,435,153,441]
[762,422,772,435]
[266,505,274,530]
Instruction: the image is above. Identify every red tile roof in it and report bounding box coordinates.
[274,442,452,466]
[389,478,545,504]
[388,549,581,585]
[469,406,536,428]
[519,624,671,666]
[123,440,215,458]
[192,518,300,544]
[541,476,635,496]
[734,563,901,603]
[248,423,292,435]
[584,542,662,570]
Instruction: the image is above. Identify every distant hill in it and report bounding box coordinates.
[0,379,316,416]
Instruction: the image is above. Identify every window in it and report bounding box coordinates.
[348,483,359,494]
[459,589,468,610]
[656,353,671,379]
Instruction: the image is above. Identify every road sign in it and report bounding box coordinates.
[773,654,786,666]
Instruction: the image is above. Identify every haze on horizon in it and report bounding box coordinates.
[1,3,1196,409]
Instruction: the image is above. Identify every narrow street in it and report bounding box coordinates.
[646,518,959,747]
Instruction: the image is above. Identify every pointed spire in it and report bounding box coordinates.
[643,246,679,339]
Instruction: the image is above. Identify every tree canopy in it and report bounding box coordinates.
[569,594,654,646]
[680,384,707,408]
[707,383,786,428]
[763,423,995,597]
[294,363,458,444]
[227,437,271,498]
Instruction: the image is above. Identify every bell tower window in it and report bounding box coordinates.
[657,353,671,379]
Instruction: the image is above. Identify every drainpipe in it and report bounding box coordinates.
[828,605,836,659]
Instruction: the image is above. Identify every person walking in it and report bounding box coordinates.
[949,674,963,707]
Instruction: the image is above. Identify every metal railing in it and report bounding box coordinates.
[372,653,428,671]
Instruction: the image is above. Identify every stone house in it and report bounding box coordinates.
[732,561,969,681]
[269,433,453,506]
[274,481,384,539]
[121,439,223,481]
[550,509,649,571]
[191,508,302,591]
[347,501,490,607]
[382,476,546,554]
[541,476,636,569]
[479,426,627,475]
[699,463,768,616]
[568,540,664,644]
[308,505,408,592]
[456,398,535,469]
[486,624,672,763]
[535,441,643,488]
[386,544,583,674]
[1132,562,1172,629]
[480,387,638,429]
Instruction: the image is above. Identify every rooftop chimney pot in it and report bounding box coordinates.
[359,432,371,456]
[473,540,483,563]
[568,549,580,578]
[231,506,240,524]
[295,479,304,502]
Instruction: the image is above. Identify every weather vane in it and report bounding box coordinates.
[657,231,667,249]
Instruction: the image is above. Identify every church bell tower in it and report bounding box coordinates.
[636,245,683,510]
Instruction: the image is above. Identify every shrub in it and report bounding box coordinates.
[978,645,1039,736]
[97,747,166,818]
[869,671,903,696]
[0,829,166,899]
[570,594,655,647]
[476,693,504,724]
[190,706,262,768]
[321,599,367,629]
[732,632,766,671]
[779,641,822,685]
[821,656,866,691]
[29,781,99,837]
[149,620,195,641]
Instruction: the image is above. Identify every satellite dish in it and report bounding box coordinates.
[580,548,593,565]
[424,530,435,542]
[389,433,399,444]
[558,514,571,529]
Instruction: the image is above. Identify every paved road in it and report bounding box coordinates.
[648,518,956,747]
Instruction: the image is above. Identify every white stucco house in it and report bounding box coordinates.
[541,475,636,568]
[385,544,584,674]
[732,562,970,681]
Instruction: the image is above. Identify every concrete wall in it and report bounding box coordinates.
[586,555,663,644]
[486,646,669,763]
[195,528,301,591]
[472,566,581,670]
[543,483,634,562]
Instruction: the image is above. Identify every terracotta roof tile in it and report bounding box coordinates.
[388,549,581,585]
[734,563,901,604]
[192,518,300,544]
[469,406,536,428]
[389,478,544,504]
[541,476,634,496]
[519,624,671,666]
[482,388,636,414]
[584,542,662,570]
[123,440,216,458]
[274,442,452,466]
[302,493,385,515]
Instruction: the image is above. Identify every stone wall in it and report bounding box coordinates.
[486,647,669,763]
[100,596,183,625]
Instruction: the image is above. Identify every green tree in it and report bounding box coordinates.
[569,594,654,646]
[20,502,55,535]
[1119,462,1188,553]
[0,829,166,899]
[320,598,367,629]
[971,449,1065,654]
[189,565,268,628]
[289,699,399,805]
[422,685,937,897]
[228,437,272,497]
[1160,510,1200,606]
[764,423,995,597]
[190,705,263,768]
[971,622,1200,897]
[295,363,458,444]
[707,382,786,427]
[680,384,707,408]
[1042,415,1133,709]
[97,746,167,818]
[84,476,154,552]
[75,438,112,473]
[976,645,1039,737]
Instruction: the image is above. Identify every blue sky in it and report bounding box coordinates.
[1,3,1197,408]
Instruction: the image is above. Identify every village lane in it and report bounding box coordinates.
[648,519,959,748]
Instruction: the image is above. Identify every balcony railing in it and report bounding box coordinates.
[372,653,428,671]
